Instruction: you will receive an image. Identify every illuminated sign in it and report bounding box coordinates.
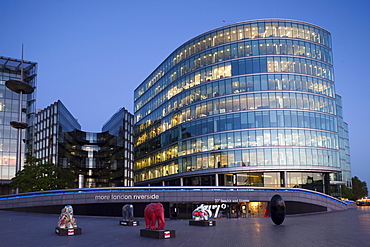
[214,198,250,203]
[94,193,160,201]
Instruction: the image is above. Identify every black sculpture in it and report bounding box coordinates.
[269,194,286,225]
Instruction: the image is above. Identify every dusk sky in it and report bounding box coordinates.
[1,0,369,188]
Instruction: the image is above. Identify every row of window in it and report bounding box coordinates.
[171,21,331,65]
[35,103,58,120]
[137,172,327,188]
[0,151,23,179]
[0,112,26,140]
[0,86,27,101]
[0,76,18,83]
[0,99,27,113]
[0,126,23,139]
[102,109,134,136]
[225,172,324,188]
[35,146,57,163]
[146,39,331,99]
[181,129,337,153]
[136,56,333,118]
[59,104,82,132]
[0,112,27,129]
[180,110,336,135]
[34,103,59,164]
[136,74,334,133]
[186,39,332,73]
[0,164,16,180]
[173,91,334,122]
[0,63,36,78]
[0,139,17,152]
[34,134,57,151]
[162,172,324,188]
[336,105,351,184]
[136,20,331,99]
[135,91,336,145]
[160,39,331,93]
[135,148,338,182]
[136,110,338,157]
[135,128,338,169]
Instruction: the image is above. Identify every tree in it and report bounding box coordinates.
[340,184,355,200]
[11,157,75,193]
[352,176,368,200]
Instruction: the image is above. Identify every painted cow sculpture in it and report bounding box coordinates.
[144,203,165,229]
[192,204,212,221]
[122,204,134,221]
[58,205,77,229]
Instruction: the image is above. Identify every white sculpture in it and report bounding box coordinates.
[58,205,77,229]
[192,204,212,221]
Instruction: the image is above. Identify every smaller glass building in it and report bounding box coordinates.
[0,56,37,194]
[34,101,134,187]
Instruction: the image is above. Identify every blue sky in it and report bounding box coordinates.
[1,0,369,188]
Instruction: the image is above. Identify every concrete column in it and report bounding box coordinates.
[78,174,84,188]
[324,173,330,195]
[282,171,287,187]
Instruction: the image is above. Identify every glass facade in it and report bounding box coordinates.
[102,108,135,187]
[134,19,351,194]
[0,56,37,194]
[331,95,351,196]
[34,101,134,187]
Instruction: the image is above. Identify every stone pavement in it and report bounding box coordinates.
[1,207,369,247]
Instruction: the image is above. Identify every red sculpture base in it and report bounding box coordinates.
[140,229,176,239]
[55,227,82,236]
[189,220,216,226]
[120,220,140,226]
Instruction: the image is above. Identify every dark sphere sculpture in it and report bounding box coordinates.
[270,194,286,225]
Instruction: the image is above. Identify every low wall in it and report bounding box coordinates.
[0,186,354,216]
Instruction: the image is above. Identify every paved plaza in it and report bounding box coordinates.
[1,207,369,247]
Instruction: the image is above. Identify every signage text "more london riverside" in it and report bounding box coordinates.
[94,194,160,201]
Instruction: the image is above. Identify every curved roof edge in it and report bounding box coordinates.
[134,18,330,97]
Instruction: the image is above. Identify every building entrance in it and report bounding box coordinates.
[169,202,268,219]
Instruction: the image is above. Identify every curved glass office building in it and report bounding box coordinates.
[134,19,351,194]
